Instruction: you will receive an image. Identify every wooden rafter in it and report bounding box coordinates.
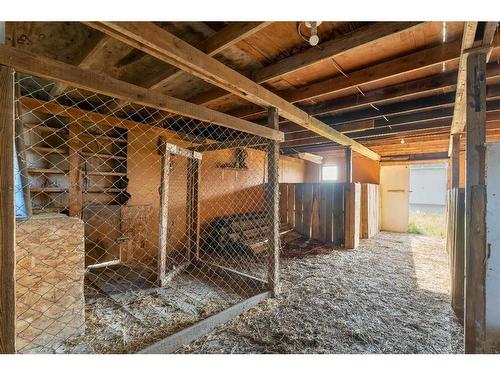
[189,22,423,107]
[0,44,283,142]
[50,34,111,97]
[229,39,463,120]
[85,22,380,160]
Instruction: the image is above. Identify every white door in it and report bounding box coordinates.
[380,165,410,232]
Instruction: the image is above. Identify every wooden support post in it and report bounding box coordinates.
[68,122,83,218]
[158,139,171,287]
[187,158,201,261]
[345,146,352,184]
[0,65,16,353]
[344,182,361,249]
[267,107,281,297]
[451,134,461,189]
[465,51,487,353]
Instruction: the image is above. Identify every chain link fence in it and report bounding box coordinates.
[13,72,278,353]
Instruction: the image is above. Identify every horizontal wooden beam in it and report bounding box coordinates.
[87,22,379,160]
[294,152,323,164]
[230,39,464,120]
[189,136,266,152]
[190,22,423,106]
[146,22,271,91]
[253,22,422,84]
[0,44,283,142]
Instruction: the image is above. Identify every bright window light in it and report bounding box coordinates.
[322,165,338,181]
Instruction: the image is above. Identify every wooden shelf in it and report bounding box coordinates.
[30,146,67,155]
[218,166,249,171]
[28,168,67,174]
[30,187,68,193]
[25,123,127,143]
[84,188,126,194]
[80,151,127,160]
[27,169,126,177]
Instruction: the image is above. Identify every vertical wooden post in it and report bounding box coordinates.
[451,134,461,189]
[465,52,487,353]
[68,122,83,218]
[187,158,200,261]
[267,107,281,297]
[0,64,16,353]
[158,139,170,287]
[345,146,353,184]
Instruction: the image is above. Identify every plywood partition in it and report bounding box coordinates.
[360,183,380,239]
[344,183,361,250]
[279,183,344,246]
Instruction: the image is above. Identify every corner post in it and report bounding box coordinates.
[0,64,16,353]
[158,138,170,287]
[464,51,487,353]
[267,107,281,297]
[451,134,461,189]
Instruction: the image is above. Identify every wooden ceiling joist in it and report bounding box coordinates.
[230,39,464,120]
[0,44,283,142]
[85,22,380,160]
[145,22,271,91]
[190,22,423,107]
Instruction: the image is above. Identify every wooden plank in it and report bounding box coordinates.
[158,141,170,287]
[164,141,202,160]
[231,39,463,120]
[345,147,353,184]
[311,184,321,240]
[344,183,361,249]
[279,183,288,225]
[86,22,379,161]
[192,22,422,106]
[319,184,328,243]
[294,184,303,232]
[451,134,461,188]
[0,65,15,353]
[140,291,270,354]
[361,184,368,239]
[68,122,83,218]
[50,34,110,97]
[325,184,334,243]
[287,183,295,227]
[0,45,283,142]
[190,136,266,153]
[450,22,479,136]
[333,184,345,246]
[267,107,281,297]
[465,51,487,353]
[254,22,421,84]
[187,158,201,261]
[147,22,271,91]
[302,184,313,238]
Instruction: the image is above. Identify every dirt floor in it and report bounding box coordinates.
[180,232,464,354]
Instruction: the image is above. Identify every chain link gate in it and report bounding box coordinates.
[12,71,279,353]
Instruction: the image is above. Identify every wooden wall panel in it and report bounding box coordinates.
[360,183,380,239]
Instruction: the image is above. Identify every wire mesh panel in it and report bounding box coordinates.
[13,72,276,353]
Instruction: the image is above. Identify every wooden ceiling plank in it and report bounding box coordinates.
[86,21,380,160]
[189,22,423,107]
[0,44,283,142]
[253,22,423,84]
[147,22,271,91]
[50,34,111,97]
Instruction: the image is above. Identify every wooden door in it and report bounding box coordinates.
[380,165,409,232]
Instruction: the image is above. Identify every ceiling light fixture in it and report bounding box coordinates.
[298,21,323,46]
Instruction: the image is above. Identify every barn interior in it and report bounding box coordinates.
[1,20,500,354]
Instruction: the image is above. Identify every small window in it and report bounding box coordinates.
[322,165,338,181]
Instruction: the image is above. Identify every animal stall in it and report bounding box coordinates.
[11,72,280,353]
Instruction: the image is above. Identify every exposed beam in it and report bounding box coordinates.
[190,22,423,107]
[0,44,283,142]
[50,34,111,97]
[145,22,271,91]
[86,22,379,161]
[230,39,463,120]
[450,22,479,136]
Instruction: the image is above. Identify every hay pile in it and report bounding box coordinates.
[180,232,464,354]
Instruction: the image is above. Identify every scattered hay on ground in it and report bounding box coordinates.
[180,232,464,354]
